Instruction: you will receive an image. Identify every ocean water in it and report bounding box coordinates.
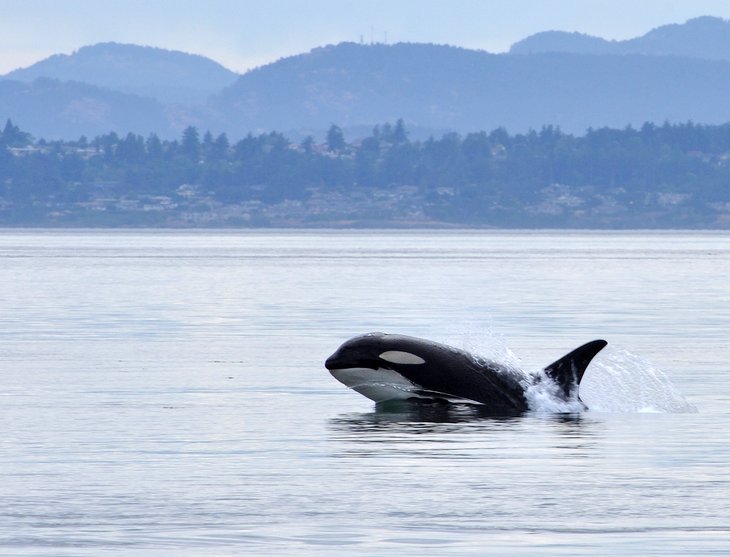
[0,229,729,556]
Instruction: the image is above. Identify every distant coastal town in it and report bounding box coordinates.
[2,119,730,228]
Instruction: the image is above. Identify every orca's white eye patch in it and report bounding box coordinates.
[379,351,426,365]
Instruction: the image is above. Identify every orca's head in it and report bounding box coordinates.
[325,333,429,403]
[325,332,428,371]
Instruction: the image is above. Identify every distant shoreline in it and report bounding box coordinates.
[1,225,729,232]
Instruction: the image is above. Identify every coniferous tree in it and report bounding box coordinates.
[181,126,200,160]
[326,124,346,152]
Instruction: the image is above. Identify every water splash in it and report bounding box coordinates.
[439,327,696,414]
[524,370,587,414]
[441,325,524,371]
[579,346,697,413]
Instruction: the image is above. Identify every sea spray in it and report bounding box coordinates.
[441,326,696,414]
[523,369,587,413]
[577,345,697,413]
[441,324,524,372]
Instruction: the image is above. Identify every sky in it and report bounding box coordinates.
[2,0,730,75]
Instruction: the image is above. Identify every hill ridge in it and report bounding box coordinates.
[4,17,730,139]
[510,15,730,59]
[3,41,239,105]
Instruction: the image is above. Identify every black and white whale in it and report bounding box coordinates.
[325,333,607,414]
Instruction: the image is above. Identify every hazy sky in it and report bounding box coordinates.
[2,0,730,74]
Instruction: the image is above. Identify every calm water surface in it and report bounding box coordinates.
[0,230,729,556]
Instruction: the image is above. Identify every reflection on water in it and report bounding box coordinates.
[329,405,520,438]
[329,403,596,446]
[326,401,605,509]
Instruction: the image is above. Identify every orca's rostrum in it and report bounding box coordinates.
[325,333,607,414]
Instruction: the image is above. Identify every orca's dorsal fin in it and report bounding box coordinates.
[543,340,607,398]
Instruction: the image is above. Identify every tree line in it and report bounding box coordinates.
[2,117,730,220]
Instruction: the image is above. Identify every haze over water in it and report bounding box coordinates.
[1,229,728,555]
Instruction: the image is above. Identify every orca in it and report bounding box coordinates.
[325,333,607,414]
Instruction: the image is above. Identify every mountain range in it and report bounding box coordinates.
[4,42,239,105]
[510,15,730,59]
[2,16,730,140]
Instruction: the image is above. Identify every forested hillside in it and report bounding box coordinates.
[4,17,730,139]
[2,119,729,228]
[4,42,238,104]
[510,16,730,59]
